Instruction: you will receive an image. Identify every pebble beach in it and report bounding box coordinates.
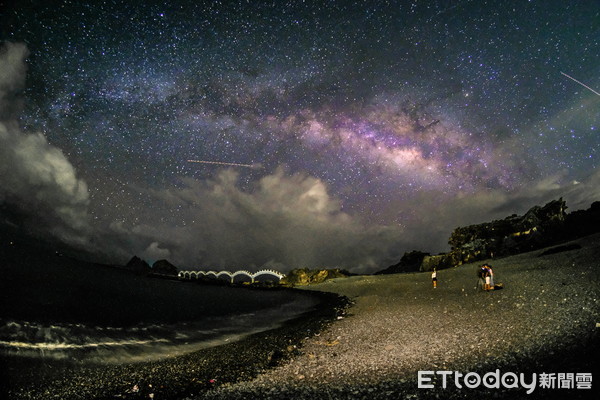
[202,234,599,400]
[3,234,599,400]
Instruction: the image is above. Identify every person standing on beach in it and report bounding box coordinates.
[477,265,486,290]
[431,268,437,288]
[482,264,495,291]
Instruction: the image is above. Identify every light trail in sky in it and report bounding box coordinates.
[187,160,257,168]
[560,72,600,97]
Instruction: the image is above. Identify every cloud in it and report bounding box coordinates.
[391,169,600,255]
[96,163,600,274]
[0,42,28,119]
[141,242,171,262]
[105,166,600,273]
[0,42,91,246]
[0,42,404,271]
[109,169,404,273]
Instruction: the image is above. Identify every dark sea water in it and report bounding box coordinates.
[0,245,318,365]
[0,293,317,364]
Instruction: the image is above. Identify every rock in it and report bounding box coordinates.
[420,252,461,272]
[375,250,430,275]
[563,201,600,238]
[152,259,178,276]
[125,256,151,275]
[281,268,352,286]
[425,198,569,271]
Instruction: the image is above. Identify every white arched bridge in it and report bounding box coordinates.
[178,269,286,284]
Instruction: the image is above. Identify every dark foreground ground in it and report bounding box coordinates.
[2,234,599,400]
[201,234,599,400]
[0,290,348,400]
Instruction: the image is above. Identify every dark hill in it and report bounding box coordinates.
[377,198,600,274]
[125,255,151,275]
[152,259,179,276]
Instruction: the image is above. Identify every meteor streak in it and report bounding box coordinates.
[187,160,257,168]
[560,72,600,97]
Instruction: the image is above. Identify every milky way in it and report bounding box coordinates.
[1,0,599,272]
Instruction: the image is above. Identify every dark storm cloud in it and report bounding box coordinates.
[0,43,91,246]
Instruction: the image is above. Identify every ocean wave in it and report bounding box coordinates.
[0,295,320,363]
[0,337,170,350]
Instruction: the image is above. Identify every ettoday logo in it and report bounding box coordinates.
[418,370,593,394]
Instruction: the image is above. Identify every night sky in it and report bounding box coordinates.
[1,0,598,272]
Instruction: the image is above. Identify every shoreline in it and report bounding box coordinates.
[1,289,349,400]
[3,234,599,399]
[200,234,600,400]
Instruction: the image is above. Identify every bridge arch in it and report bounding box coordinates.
[252,269,285,282]
[213,271,232,282]
[204,271,219,279]
[178,269,286,284]
[231,270,253,283]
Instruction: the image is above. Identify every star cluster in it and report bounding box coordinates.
[1,0,598,271]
